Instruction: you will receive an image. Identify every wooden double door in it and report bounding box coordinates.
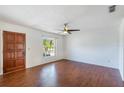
[3,31,26,74]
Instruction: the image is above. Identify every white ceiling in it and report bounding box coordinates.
[0,5,124,34]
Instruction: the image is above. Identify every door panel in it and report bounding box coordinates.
[6,60,15,69]
[16,51,24,58]
[6,51,15,59]
[15,34,25,43]
[15,33,25,68]
[15,59,25,67]
[6,32,15,43]
[15,44,24,50]
[3,31,26,74]
[7,44,15,50]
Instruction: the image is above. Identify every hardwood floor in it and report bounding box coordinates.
[0,59,123,87]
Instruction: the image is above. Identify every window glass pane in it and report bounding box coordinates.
[43,38,55,57]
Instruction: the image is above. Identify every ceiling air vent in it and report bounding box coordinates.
[109,5,116,13]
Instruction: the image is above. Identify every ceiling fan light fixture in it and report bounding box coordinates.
[64,31,68,34]
[58,23,80,35]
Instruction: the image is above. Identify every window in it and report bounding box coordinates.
[43,38,56,57]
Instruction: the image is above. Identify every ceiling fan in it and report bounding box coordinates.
[59,23,80,34]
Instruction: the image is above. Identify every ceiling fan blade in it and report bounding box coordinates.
[68,31,72,34]
[57,29,64,31]
[68,29,80,31]
[64,23,69,26]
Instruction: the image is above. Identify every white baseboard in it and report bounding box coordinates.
[0,72,3,75]
[26,58,64,69]
[121,75,124,81]
[65,58,118,69]
[118,68,124,81]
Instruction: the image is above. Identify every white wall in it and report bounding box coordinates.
[0,20,123,80]
[0,21,64,75]
[65,25,120,69]
[119,19,124,80]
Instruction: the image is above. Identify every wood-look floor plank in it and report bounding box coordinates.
[0,59,123,87]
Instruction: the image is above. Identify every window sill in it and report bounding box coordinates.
[43,56,56,59]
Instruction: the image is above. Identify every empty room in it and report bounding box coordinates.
[0,5,124,87]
